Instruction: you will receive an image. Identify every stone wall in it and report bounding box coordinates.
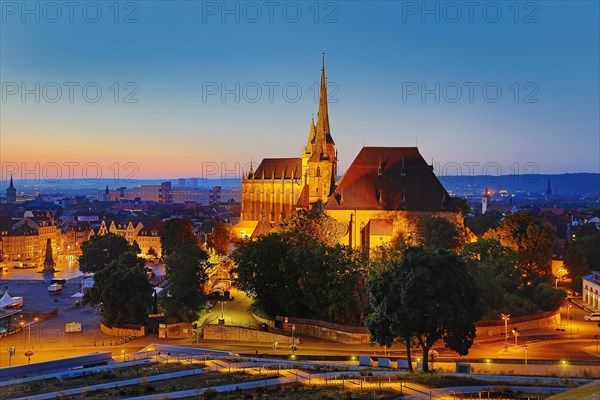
[475,311,561,338]
[159,322,193,339]
[274,312,561,344]
[203,324,297,344]
[100,323,146,337]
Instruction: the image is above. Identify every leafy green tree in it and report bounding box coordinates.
[164,238,210,322]
[461,239,524,317]
[466,211,502,236]
[366,247,484,372]
[232,233,306,318]
[531,282,566,311]
[160,218,196,258]
[416,216,461,250]
[232,233,367,324]
[78,233,133,273]
[84,252,153,326]
[275,209,347,247]
[292,240,368,325]
[206,221,232,255]
[484,212,555,279]
[452,196,471,218]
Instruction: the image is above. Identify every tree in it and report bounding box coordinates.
[564,223,600,291]
[147,247,158,258]
[206,221,232,255]
[83,252,153,326]
[452,196,471,218]
[291,240,368,325]
[232,232,368,324]
[275,209,347,247]
[78,233,134,273]
[484,212,555,279]
[132,240,141,254]
[461,239,524,318]
[164,237,210,322]
[366,247,484,372]
[232,233,306,318]
[466,211,502,236]
[160,218,196,258]
[416,216,461,250]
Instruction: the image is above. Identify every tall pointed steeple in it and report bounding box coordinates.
[6,175,17,203]
[307,116,316,153]
[316,52,330,138]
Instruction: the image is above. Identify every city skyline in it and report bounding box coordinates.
[1,1,599,181]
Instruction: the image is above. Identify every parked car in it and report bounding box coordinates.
[583,313,600,322]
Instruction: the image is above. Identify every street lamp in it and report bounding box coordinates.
[291,324,296,356]
[501,314,510,345]
[524,345,528,374]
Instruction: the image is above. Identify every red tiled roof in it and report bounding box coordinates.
[251,158,301,180]
[325,147,458,212]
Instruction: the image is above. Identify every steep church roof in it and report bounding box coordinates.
[325,147,458,212]
[251,158,302,180]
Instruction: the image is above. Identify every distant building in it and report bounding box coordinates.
[99,182,210,205]
[6,176,16,203]
[482,187,491,214]
[177,178,186,187]
[210,186,222,205]
[582,271,600,311]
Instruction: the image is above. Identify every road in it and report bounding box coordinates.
[2,284,600,374]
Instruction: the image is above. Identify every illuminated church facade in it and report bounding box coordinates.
[237,56,463,249]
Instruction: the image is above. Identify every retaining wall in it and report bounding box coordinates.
[203,324,297,344]
[100,323,146,337]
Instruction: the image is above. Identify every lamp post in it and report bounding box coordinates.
[501,314,510,345]
[291,324,296,356]
[524,345,528,374]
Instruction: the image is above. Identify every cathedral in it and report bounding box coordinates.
[237,55,463,249]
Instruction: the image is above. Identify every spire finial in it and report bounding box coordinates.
[322,51,325,72]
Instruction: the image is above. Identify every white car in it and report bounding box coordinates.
[583,313,600,322]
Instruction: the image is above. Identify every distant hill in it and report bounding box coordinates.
[439,173,600,197]
[2,174,599,197]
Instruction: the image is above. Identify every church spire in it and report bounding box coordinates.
[307,115,316,152]
[8,175,15,189]
[316,51,330,138]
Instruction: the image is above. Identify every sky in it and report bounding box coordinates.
[1,0,599,185]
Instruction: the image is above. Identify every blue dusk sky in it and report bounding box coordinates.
[1,0,598,181]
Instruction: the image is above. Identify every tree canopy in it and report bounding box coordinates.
[82,239,152,327]
[274,209,347,247]
[160,218,196,258]
[164,237,210,322]
[484,212,555,279]
[78,233,134,273]
[232,232,367,325]
[461,239,564,317]
[366,247,484,372]
[565,223,600,291]
[415,216,461,250]
[206,220,232,255]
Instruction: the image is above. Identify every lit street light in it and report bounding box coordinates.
[501,314,510,345]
